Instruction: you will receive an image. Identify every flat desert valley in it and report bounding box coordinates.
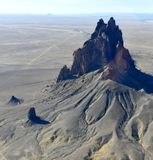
[0,14,153,160]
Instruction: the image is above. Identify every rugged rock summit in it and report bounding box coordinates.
[57,17,153,93]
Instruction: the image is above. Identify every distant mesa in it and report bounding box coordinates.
[8,96,24,105]
[57,17,153,93]
[27,107,50,126]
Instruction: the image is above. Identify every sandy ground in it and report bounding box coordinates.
[0,14,153,159]
[0,18,90,104]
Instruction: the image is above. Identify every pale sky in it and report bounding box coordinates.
[0,0,153,14]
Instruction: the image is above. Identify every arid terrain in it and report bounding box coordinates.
[0,14,153,160]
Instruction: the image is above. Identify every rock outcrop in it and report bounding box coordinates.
[8,96,24,105]
[57,65,72,82]
[57,17,125,79]
[27,107,50,125]
[57,17,153,93]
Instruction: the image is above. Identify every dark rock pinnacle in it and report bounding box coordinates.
[57,17,153,93]
[27,107,50,125]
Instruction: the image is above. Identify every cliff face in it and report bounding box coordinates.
[57,17,153,93]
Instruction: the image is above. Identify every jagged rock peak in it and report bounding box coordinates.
[91,17,123,47]
[108,17,116,28]
[57,17,126,82]
[56,17,153,93]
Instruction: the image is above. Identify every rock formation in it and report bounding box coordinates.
[27,107,50,125]
[57,65,72,82]
[28,107,37,121]
[2,17,153,160]
[57,17,153,93]
[8,96,24,105]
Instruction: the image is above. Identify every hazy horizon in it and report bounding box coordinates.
[0,0,153,15]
